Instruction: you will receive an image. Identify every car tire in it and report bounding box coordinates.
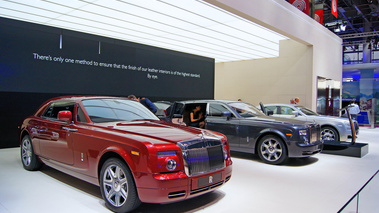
[321,126,339,142]
[21,135,42,171]
[100,158,141,213]
[257,135,288,165]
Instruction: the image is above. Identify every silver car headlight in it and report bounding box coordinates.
[166,159,177,171]
[299,129,307,136]
[299,129,309,144]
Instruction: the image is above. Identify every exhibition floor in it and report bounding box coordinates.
[0,127,378,213]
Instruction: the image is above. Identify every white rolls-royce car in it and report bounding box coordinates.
[262,103,359,143]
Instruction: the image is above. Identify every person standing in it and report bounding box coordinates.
[348,100,360,120]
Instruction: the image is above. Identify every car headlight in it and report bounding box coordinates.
[299,129,307,136]
[157,150,180,172]
[299,129,309,144]
[166,159,177,171]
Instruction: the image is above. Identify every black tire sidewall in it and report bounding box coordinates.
[257,135,288,165]
[99,158,140,213]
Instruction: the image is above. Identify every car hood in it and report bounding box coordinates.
[305,115,351,123]
[93,120,222,144]
[248,115,314,126]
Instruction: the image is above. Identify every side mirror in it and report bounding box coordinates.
[222,111,232,120]
[267,110,274,116]
[292,111,299,117]
[58,110,73,123]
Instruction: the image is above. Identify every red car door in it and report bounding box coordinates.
[38,101,75,165]
[39,119,74,165]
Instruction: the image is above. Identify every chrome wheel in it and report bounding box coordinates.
[260,138,283,162]
[321,127,339,141]
[100,158,140,212]
[103,164,128,207]
[20,135,42,171]
[258,135,288,165]
[21,137,32,166]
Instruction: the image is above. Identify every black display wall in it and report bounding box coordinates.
[0,17,215,148]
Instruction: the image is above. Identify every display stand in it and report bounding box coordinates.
[322,141,369,157]
[322,106,369,158]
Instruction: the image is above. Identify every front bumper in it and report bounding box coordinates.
[134,165,232,204]
[287,140,323,158]
[339,121,360,141]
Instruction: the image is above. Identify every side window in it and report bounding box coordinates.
[77,105,88,123]
[41,101,75,120]
[209,103,231,117]
[43,105,54,118]
[173,103,184,115]
[265,106,278,114]
[281,106,295,115]
[167,103,184,116]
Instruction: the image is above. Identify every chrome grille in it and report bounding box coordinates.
[178,139,225,177]
[310,124,321,143]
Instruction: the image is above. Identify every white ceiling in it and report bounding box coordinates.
[0,0,288,62]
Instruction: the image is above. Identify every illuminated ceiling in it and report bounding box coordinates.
[0,0,288,62]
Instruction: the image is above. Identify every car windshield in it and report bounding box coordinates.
[295,106,319,115]
[82,98,159,123]
[228,102,265,117]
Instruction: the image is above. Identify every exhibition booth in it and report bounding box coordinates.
[0,0,378,213]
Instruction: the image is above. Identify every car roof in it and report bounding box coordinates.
[177,100,239,104]
[265,103,305,107]
[45,95,127,103]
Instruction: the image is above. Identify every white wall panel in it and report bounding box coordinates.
[206,0,342,110]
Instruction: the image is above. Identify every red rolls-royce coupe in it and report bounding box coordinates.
[20,96,232,212]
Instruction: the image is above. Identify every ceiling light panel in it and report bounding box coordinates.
[0,1,55,23]
[55,1,274,58]
[0,0,288,62]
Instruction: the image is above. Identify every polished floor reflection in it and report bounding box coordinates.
[0,127,378,213]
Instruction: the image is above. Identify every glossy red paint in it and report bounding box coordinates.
[57,110,72,123]
[20,96,232,206]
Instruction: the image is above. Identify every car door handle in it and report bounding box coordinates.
[62,126,78,132]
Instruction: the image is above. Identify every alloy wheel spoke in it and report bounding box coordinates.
[115,166,122,179]
[263,144,270,150]
[269,153,278,160]
[119,177,127,186]
[104,179,113,186]
[120,188,128,201]
[108,167,116,180]
[107,188,116,200]
[115,193,121,206]
[26,158,31,165]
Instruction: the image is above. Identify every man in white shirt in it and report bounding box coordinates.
[348,100,360,120]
